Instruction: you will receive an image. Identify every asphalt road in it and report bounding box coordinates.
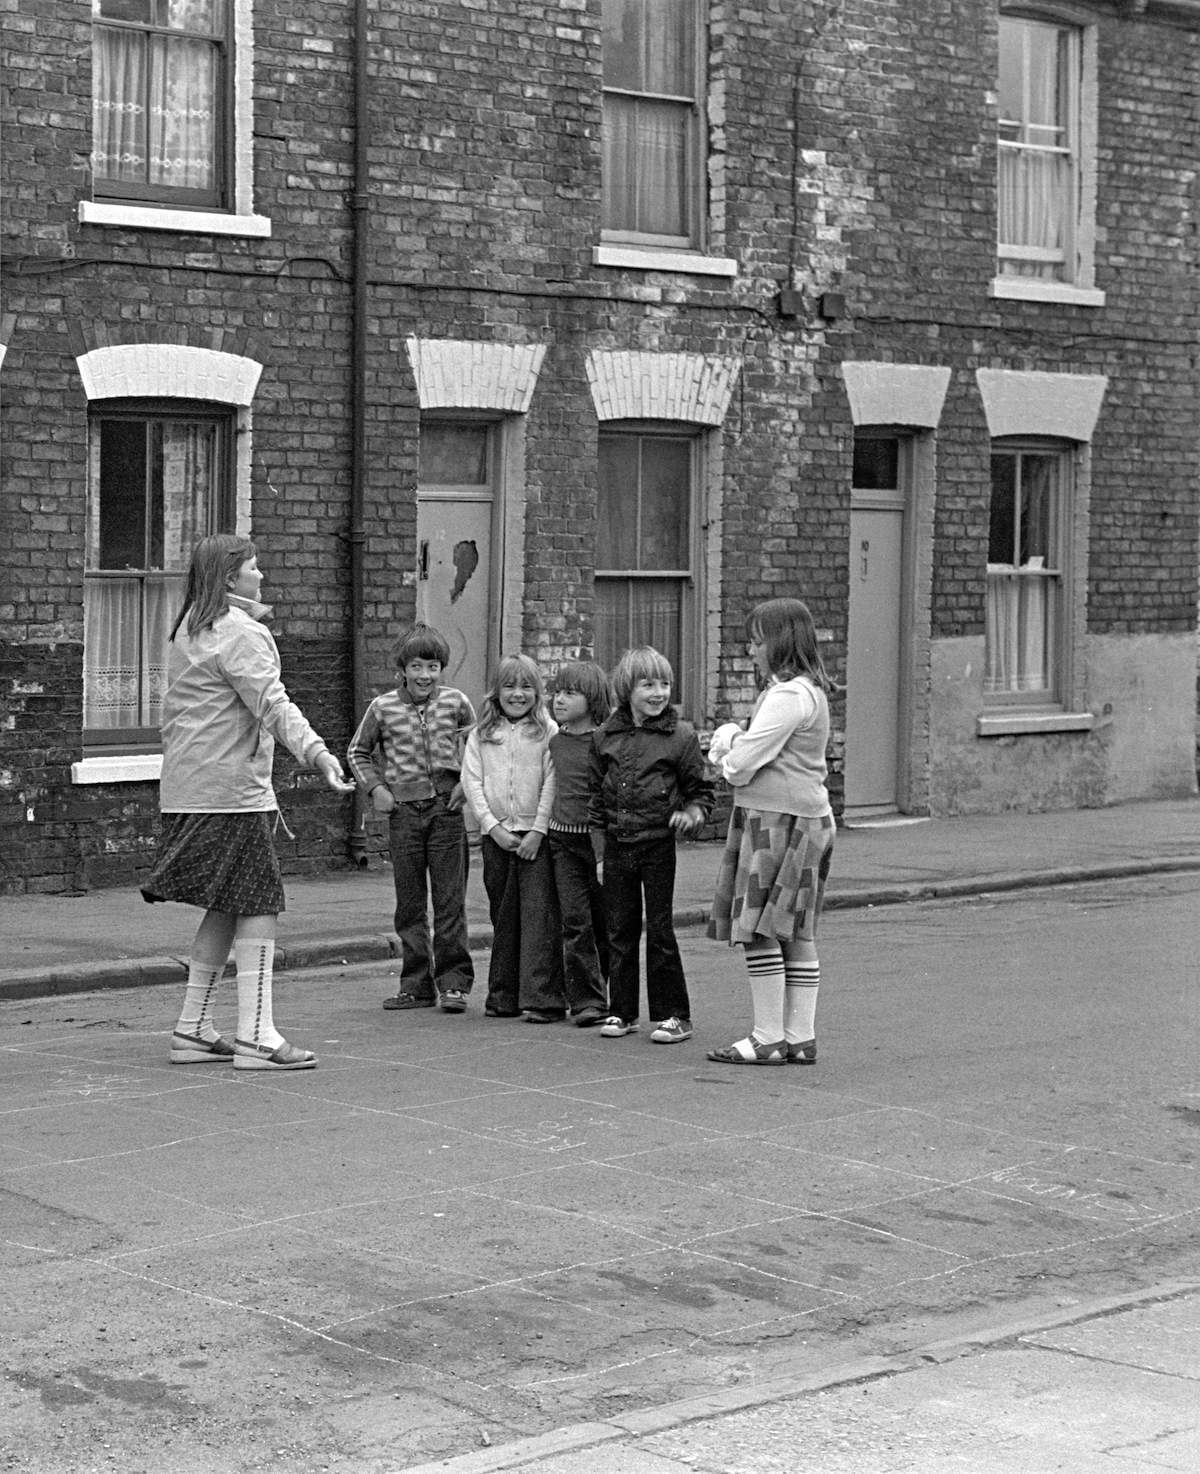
[2,874,1197,1473]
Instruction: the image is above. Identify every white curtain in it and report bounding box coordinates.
[84,578,141,729]
[985,569,1051,695]
[84,421,213,731]
[998,147,1069,279]
[93,5,218,192]
[603,97,688,236]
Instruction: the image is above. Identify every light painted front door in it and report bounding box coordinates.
[415,495,494,713]
[844,436,907,816]
[416,420,502,713]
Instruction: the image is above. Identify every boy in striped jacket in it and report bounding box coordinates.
[348,624,476,1013]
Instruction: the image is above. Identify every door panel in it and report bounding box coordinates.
[845,504,903,812]
[415,497,492,712]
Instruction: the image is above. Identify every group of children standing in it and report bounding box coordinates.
[347,595,835,1064]
[149,532,833,1074]
[347,631,713,1042]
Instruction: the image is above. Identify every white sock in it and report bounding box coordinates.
[746,945,785,1044]
[235,938,284,1051]
[175,962,224,1042]
[784,959,820,1044]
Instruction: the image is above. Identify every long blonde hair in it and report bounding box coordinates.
[475,653,552,741]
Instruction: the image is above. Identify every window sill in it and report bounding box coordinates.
[977,711,1096,737]
[593,244,737,278]
[990,276,1105,308]
[72,754,163,785]
[79,201,272,238]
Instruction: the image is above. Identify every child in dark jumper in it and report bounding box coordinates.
[588,647,713,1044]
[549,661,612,1027]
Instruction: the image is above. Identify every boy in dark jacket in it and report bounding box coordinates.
[588,646,714,1043]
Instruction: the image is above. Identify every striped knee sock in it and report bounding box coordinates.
[784,959,820,1044]
[235,939,284,1051]
[746,945,785,1044]
[175,962,224,1043]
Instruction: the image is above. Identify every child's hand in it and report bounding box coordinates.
[317,754,356,794]
[446,781,465,813]
[708,722,741,763]
[669,804,704,837]
[491,826,521,852]
[371,785,396,814]
[516,831,543,861]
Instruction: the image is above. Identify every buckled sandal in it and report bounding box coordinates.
[706,1037,788,1066]
[787,1038,817,1065]
[232,1039,318,1071]
[169,1031,235,1064]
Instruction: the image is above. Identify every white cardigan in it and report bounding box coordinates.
[462,716,558,837]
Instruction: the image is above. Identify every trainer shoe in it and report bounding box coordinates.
[382,992,436,1010]
[649,1016,693,1045]
[599,1016,638,1037]
[439,990,468,1013]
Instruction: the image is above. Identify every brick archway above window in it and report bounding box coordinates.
[76,344,263,405]
[976,369,1107,442]
[586,350,741,425]
[405,338,547,412]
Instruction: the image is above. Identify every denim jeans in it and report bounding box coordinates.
[389,796,473,998]
[548,829,609,1015]
[603,834,690,1025]
[480,832,565,1014]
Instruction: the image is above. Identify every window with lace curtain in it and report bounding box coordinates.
[85,406,233,746]
[985,442,1072,704]
[596,427,698,715]
[997,11,1096,288]
[601,0,703,248]
[92,0,231,208]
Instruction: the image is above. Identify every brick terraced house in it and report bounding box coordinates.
[2,0,1197,893]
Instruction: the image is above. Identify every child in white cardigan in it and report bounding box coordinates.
[462,654,566,1021]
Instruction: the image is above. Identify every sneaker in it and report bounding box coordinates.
[382,992,436,1010]
[599,1016,638,1037]
[649,1016,693,1045]
[439,989,468,1013]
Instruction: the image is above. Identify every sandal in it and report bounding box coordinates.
[232,1038,318,1071]
[706,1037,787,1066]
[787,1038,817,1065]
[169,1031,234,1064]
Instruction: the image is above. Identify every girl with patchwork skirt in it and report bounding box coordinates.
[142,534,354,1071]
[706,598,835,1066]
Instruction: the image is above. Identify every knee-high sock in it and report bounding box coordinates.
[235,938,284,1051]
[175,962,224,1042]
[745,944,785,1044]
[784,958,820,1044]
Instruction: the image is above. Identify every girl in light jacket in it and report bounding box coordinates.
[461,654,566,1022]
[142,534,353,1071]
[706,598,835,1066]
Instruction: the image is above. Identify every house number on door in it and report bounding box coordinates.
[859,539,870,580]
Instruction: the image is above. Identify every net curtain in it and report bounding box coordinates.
[92,0,221,192]
[84,423,210,730]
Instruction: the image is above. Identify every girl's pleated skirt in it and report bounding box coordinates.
[707,806,834,945]
[141,811,286,916]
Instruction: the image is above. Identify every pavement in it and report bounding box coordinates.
[6,795,1200,1001]
[3,795,1200,1472]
